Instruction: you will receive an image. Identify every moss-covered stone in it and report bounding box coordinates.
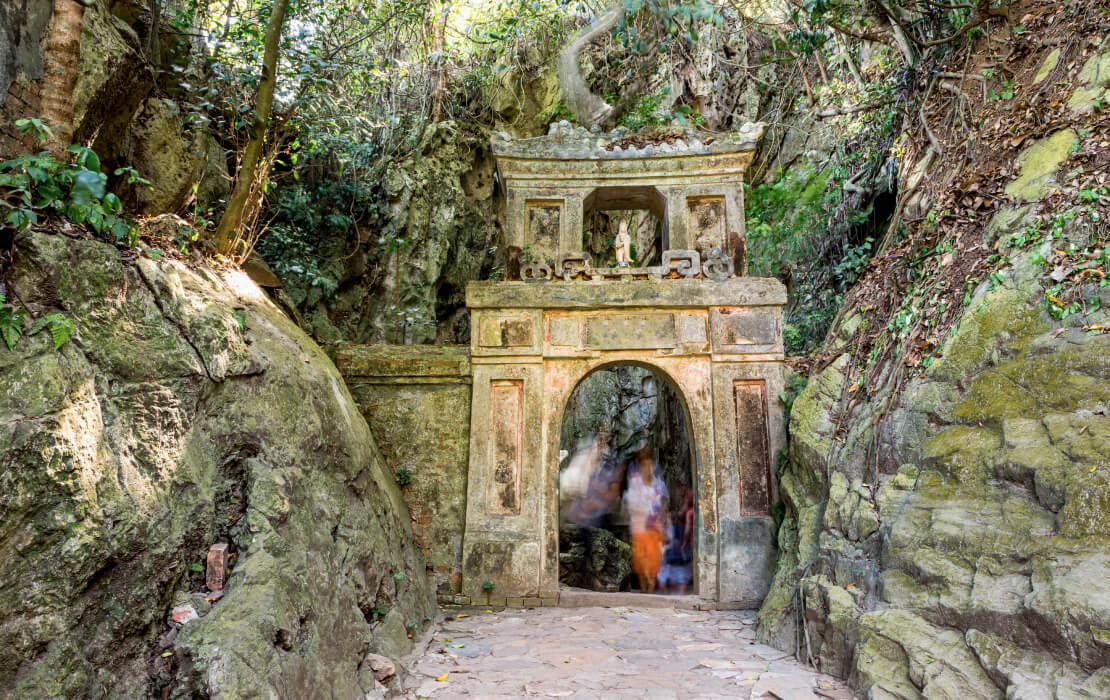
[853,609,1003,699]
[0,232,436,698]
[1033,48,1061,84]
[1067,52,1110,115]
[1003,129,1077,202]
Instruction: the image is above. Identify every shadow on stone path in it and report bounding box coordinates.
[401,606,852,699]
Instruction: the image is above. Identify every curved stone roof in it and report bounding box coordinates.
[491,121,766,161]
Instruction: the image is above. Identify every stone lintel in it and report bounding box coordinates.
[335,344,470,381]
[466,277,786,310]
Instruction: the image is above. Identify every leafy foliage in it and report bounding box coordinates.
[0,293,75,352]
[0,119,145,246]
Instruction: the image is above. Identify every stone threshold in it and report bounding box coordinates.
[559,588,713,610]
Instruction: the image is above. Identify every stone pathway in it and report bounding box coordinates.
[401,606,850,699]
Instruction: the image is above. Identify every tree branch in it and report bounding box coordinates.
[557,3,625,127]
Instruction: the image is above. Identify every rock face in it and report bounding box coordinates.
[559,524,631,592]
[0,231,435,698]
[756,136,1110,695]
[268,121,498,345]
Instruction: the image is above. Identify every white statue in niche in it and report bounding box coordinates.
[614,220,632,267]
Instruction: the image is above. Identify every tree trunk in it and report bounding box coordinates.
[40,0,87,155]
[212,0,291,257]
[557,3,624,128]
[429,1,450,123]
[149,0,163,66]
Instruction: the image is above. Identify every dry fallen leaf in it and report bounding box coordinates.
[456,614,470,618]
[436,673,450,682]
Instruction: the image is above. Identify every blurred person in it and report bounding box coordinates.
[624,444,668,593]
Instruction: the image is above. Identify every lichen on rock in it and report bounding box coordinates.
[0,231,435,698]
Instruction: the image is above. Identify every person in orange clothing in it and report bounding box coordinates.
[623,444,669,593]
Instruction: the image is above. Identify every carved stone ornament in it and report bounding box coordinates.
[701,247,735,281]
[522,260,553,281]
[649,249,701,279]
[555,253,600,281]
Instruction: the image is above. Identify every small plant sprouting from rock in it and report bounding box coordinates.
[778,374,808,428]
[371,601,389,621]
[393,571,405,581]
[0,293,75,352]
[395,468,413,486]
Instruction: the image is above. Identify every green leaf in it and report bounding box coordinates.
[68,146,101,173]
[29,313,75,350]
[233,309,246,331]
[1,323,21,351]
[102,193,122,214]
[70,170,106,206]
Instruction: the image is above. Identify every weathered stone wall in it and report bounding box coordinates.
[336,345,472,599]
[0,232,435,698]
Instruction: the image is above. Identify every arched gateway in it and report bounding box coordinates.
[463,273,786,607]
[458,122,784,607]
[336,122,786,609]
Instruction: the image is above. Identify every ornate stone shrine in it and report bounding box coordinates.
[336,123,786,608]
[495,120,765,282]
[459,123,787,606]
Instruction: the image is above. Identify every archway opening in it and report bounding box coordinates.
[558,364,695,595]
[583,186,666,267]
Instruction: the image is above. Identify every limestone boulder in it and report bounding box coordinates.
[559,524,631,592]
[757,126,1110,698]
[0,231,436,698]
[122,98,204,214]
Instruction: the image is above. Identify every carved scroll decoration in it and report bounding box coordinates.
[521,260,553,281]
[648,249,700,279]
[701,247,735,281]
[554,253,600,281]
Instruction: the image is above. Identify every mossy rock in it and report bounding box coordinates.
[1003,129,1076,202]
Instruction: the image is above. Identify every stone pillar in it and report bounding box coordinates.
[462,309,546,599]
[561,191,585,253]
[708,304,786,605]
[665,188,689,250]
[725,180,747,275]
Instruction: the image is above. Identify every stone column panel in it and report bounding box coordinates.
[462,362,545,598]
[665,188,689,249]
[733,380,771,515]
[506,188,526,248]
[710,361,785,604]
[525,198,563,263]
[561,191,585,254]
[488,379,523,515]
[687,196,726,254]
[471,310,543,357]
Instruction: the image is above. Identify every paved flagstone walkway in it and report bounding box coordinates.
[401,606,851,699]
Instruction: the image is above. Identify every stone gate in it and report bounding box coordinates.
[337,123,787,608]
[463,277,785,606]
